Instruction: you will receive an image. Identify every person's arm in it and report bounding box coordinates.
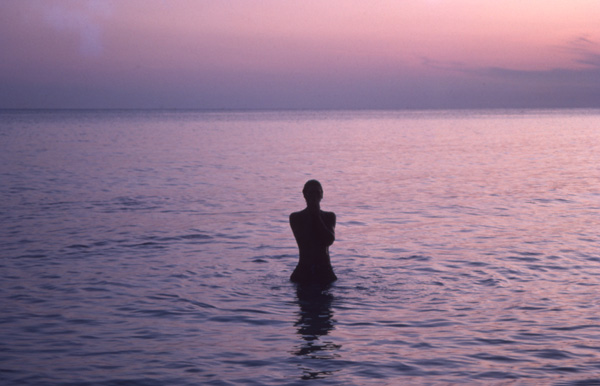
[311,211,335,246]
[290,212,301,244]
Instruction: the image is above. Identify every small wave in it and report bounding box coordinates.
[554,378,600,386]
[509,305,547,311]
[474,371,520,380]
[124,241,166,249]
[412,319,461,328]
[13,253,47,259]
[382,248,409,254]
[395,254,431,261]
[343,220,367,226]
[180,233,212,240]
[81,286,110,292]
[504,255,541,262]
[470,353,527,363]
[527,264,569,272]
[214,233,248,240]
[412,357,470,368]
[476,278,503,287]
[133,309,187,318]
[550,325,600,331]
[529,349,574,359]
[66,244,90,249]
[208,315,286,326]
[465,260,489,267]
[346,322,376,327]
[475,338,516,345]
[231,308,271,314]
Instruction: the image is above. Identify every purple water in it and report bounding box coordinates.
[1,109,600,385]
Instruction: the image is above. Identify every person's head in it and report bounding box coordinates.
[303,179,323,207]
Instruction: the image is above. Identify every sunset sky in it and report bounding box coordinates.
[1,0,599,109]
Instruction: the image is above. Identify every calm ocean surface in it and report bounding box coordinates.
[1,109,600,385]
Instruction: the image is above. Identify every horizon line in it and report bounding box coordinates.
[2,106,600,113]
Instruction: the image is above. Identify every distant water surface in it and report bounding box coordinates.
[1,109,600,385]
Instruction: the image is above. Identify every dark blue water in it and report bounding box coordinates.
[1,109,600,385]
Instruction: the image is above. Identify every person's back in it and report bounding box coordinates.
[290,180,337,284]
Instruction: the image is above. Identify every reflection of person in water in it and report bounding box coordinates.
[290,180,337,284]
[294,286,337,353]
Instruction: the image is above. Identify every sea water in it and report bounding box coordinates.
[1,109,599,385]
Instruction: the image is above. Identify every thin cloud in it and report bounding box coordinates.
[36,0,113,57]
[423,35,600,86]
[558,34,600,68]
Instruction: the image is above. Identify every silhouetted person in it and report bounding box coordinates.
[290,180,337,284]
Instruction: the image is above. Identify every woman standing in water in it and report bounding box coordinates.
[290,180,337,284]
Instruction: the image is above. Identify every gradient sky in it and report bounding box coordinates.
[1,0,599,109]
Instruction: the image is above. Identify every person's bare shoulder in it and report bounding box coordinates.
[322,211,336,226]
[289,210,303,224]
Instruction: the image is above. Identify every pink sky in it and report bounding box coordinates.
[1,0,599,109]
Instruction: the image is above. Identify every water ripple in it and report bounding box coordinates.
[2,109,600,385]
